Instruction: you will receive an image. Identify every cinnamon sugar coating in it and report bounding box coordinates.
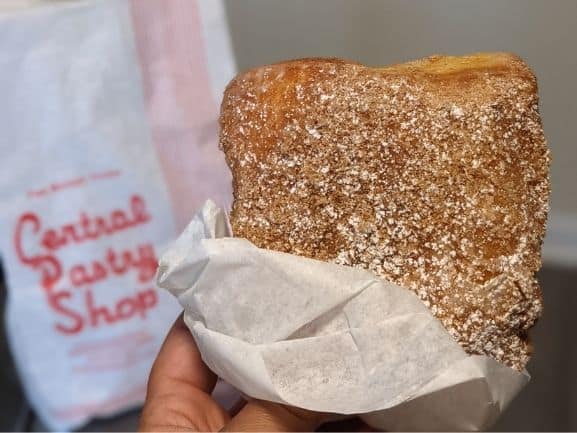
[219,53,551,370]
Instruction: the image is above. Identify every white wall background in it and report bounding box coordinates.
[225,0,577,266]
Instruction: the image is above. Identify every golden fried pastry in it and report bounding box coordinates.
[219,53,551,370]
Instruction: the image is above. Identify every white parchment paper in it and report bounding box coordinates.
[157,201,529,431]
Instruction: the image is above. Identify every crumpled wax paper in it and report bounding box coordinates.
[157,201,529,431]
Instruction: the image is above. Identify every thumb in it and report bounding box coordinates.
[221,400,325,432]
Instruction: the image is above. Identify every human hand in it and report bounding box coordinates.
[139,315,328,431]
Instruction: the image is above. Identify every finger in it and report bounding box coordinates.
[140,314,230,432]
[148,313,216,395]
[221,400,325,432]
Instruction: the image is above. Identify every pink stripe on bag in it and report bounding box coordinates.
[130,0,231,229]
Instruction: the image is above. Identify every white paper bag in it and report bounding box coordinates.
[158,202,529,432]
[0,0,235,429]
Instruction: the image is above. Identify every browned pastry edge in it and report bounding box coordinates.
[219,52,551,370]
